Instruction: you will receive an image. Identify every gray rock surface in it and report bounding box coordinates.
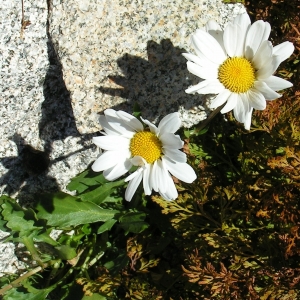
[0,0,245,276]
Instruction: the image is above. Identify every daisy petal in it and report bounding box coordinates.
[105,109,136,137]
[210,89,231,108]
[141,118,158,135]
[223,23,242,57]
[220,93,238,113]
[192,29,227,64]
[205,20,225,51]
[254,81,282,100]
[143,164,152,195]
[160,133,183,149]
[99,115,120,136]
[244,107,253,130]
[273,41,295,60]
[245,20,271,60]
[247,89,266,110]
[163,157,196,183]
[233,94,249,123]
[159,172,178,201]
[116,110,144,131]
[252,40,273,70]
[263,76,293,91]
[158,112,181,134]
[92,150,128,172]
[186,79,224,95]
[125,168,143,201]
[186,61,218,80]
[183,52,219,68]
[93,136,130,151]
[103,159,132,181]
[163,148,187,163]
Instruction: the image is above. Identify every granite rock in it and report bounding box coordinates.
[49,0,246,133]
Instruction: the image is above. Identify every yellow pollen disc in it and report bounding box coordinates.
[130,131,162,164]
[218,57,255,93]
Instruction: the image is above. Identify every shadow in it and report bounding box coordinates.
[99,39,205,121]
[0,9,96,206]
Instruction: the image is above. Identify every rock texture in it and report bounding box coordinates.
[49,0,246,132]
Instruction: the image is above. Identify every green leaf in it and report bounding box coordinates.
[82,294,107,300]
[35,192,119,228]
[67,170,108,194]
[54,245,77,260]
[3,285,54,300]
[119,211,149,234]
[79,179,124,204]
[97,219,117,234]
[1,200,42,237]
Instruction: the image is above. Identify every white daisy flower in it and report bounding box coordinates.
[183,13,294,130]
[92,109,197,201]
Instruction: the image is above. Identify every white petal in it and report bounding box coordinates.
[141,118,158,135]
[105,109,136,138]
[246,89,266,110]
[131,156,147,167]
[150,161,159,192]
[183,52,220,69]
[160,133,183,149]
[142,164,152,195]
[233,94,249,123]
[163,157,197,183]
[192,29,227,64]
[155,159,169,193]
[256,61,274,80]
[103,159,132,181]
[163,148,187,163]
[187,79,225,95]
[254,81,281,100]
[210,89,231,108]
[158,112,181,135]
[186,61,218,80]
[159,172,178,201]
[270,42,294,73]
[99,115,120,136]
[205,20,225,51]
[273,41,294,60]
[223,23,243,57]
[125,168,143,201]
[93,135,130,151]
[245,20,271,60]
[220,93,238,113]
[92,150,128,172]
[116,110,144,132]
[252,40,273,70]
[244,107,253,130]
[263,76,293,91]
[233,13,251,30]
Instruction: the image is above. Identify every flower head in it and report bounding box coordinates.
[183,13,294,130]
[92,109,196,201]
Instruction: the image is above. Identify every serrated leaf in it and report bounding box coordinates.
[1,200,42,237]
[97,219,117,234]
[35,192,119,228]
[79,179,124,204]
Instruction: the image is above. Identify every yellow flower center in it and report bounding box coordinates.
[218,57,255,93]
[130,131,162,164]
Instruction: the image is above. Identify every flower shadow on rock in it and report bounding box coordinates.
[99,39,204,122]
[0,29,96,206]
